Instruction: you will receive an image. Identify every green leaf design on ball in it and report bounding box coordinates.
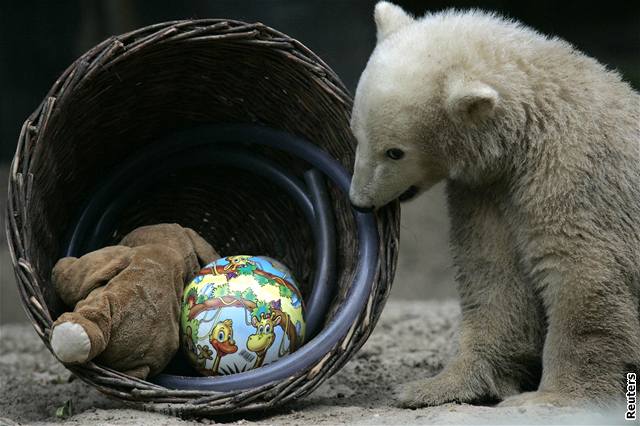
[213,283,230,298]
[255,275,270,286]
[238,263,257,275]
[252,301,270,319]
[186,287,197,299]
[279,285,292,298]
[242,287,257,302]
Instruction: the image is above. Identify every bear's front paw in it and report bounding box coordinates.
[498,391,573,407]
[395,372,498,408]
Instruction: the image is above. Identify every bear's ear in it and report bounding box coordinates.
[446,79,499,123]
[374,1,414,42]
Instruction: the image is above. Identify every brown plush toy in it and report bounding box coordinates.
[49,223,219,379]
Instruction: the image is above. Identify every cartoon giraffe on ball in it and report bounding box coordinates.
[246,313,282,369]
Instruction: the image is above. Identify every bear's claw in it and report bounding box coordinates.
[395,374,500,408]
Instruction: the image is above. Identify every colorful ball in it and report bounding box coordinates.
[180,255,305,376]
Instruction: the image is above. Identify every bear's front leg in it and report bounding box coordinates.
[397,183,545,408]
[501,245,640,407]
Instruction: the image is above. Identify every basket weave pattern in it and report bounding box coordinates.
[6,20,400,414]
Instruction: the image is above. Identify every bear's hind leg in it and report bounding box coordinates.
[501,249,640,407]
[397,183,545,408]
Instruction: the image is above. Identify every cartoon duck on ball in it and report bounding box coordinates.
[208,319,238,375]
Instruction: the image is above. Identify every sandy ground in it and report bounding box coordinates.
[0,165,627,424]
[0,300,625,425]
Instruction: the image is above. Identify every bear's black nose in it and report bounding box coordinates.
[351,204,375,213]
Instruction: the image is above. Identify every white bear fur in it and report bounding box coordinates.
[350,2,640,409]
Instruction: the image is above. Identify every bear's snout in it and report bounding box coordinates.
[399,185,419,202]
[349,179,375,212]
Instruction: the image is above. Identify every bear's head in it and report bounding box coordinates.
[349,2,508,211]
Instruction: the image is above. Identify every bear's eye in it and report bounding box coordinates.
[386,148,405,160]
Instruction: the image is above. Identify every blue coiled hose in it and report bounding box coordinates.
[65,124,378,392]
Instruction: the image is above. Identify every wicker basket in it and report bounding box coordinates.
[6,19,400,415]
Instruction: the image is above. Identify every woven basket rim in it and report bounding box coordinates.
[6,18,400,415]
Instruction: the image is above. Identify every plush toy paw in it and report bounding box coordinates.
[50,224,218,378]
[50,322,91,363]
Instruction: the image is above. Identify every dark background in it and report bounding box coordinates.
[1,0,639,162]
[1,1,638,323]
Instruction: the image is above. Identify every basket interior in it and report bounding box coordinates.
[24,36,357,327]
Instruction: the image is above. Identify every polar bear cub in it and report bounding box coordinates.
[350,1,640,407]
